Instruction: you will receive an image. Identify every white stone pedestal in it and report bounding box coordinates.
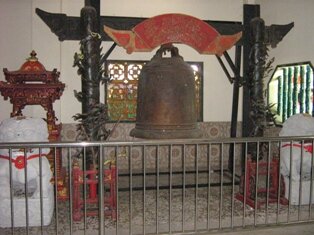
[0,185,54,228]
[283,176,314,205]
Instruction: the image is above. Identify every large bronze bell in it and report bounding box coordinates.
[130,44,202,139]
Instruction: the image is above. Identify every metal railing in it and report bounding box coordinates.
[0,136,314,234]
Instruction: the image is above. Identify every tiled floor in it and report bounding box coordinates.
[218,223,314,235]
[1,171,313,234]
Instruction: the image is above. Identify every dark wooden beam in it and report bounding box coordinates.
[35,8,244,43]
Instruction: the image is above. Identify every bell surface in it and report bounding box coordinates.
[130,45,202,139]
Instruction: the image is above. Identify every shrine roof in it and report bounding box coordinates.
[2,50,61,84]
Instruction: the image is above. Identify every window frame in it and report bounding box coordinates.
[267,61,314,125]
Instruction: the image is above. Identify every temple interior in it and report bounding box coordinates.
[0,0,314,234]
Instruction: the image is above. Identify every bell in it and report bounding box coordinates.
[130,44,202,139]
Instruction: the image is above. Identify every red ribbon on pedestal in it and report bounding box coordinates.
[0,153,47,169]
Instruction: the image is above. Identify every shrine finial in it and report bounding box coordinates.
[30,50,37,57]
[28,50,38,62]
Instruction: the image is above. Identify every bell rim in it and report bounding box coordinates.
[130,127,203,139]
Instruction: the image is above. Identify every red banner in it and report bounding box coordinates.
[104,13,241,55]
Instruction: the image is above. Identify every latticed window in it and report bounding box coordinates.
[105,60,203,122]
[267,62,314,124]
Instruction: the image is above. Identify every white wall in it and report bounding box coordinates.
[1,0,312,124]
[0,0,32,119]
[259,0,314,83]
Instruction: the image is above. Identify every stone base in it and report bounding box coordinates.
[283,176,314,205]
[0,186,54,228]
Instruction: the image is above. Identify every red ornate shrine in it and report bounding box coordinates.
[1,50,64,132]
[0,50,67,199]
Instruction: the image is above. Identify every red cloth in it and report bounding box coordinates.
[0,154,47,169]
[282,143,313,154]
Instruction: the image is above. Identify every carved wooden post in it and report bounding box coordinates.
[80,6,101,141]
[246,17,268,160]
[250,17,267,138]
[242,5,260,133]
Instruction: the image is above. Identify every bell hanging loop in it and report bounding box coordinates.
[154,43,182,59]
